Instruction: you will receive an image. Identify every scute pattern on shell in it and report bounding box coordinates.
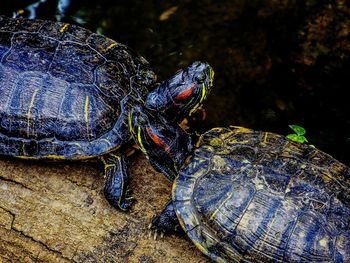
[0,16,155,159]
[173,126,350,263]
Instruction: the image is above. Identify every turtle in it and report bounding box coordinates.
[0,15,214,210]
[128,105,350,263]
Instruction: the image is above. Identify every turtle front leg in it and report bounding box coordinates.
[150,200,182,235]
[101,153,134,211]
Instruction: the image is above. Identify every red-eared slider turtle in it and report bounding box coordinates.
[0,15,214,210]
[128,110,350,262]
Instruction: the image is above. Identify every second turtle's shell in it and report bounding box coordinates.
[173,126,350,262]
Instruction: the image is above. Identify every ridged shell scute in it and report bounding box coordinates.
[0,16,156,158]
[174,126,350,262]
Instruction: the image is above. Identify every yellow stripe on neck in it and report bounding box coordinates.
[137,127,147,154]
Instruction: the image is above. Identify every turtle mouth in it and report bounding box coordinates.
[195,62,214,95]
[201,63,214,91]
[193,63,214,111]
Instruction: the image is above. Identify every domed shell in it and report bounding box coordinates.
[0,16,156,159]
[173,126,350,262]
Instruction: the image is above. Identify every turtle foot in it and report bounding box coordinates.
[105,192,135,211]
[148,200,181,236]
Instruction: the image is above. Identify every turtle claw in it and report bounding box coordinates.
[147,220,166,240]
[147,227,165,240]
[125,188,134,200]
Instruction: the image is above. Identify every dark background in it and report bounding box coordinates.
[2,0,350,165]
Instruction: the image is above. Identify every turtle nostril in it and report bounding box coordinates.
[195,73,206,83]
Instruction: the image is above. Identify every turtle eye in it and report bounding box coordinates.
[195,73,206,83]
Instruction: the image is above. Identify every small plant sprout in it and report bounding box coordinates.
[287,124,309,144]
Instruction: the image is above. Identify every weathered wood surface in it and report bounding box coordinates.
[0,154,209,262]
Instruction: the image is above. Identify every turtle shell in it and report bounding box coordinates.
[0,16,156,159]
[173,126,350,262]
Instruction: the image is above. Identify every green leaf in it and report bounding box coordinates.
[287,134,300,141]
[298,136,308,143]
[286,134,308,143]
[288,125,306,136]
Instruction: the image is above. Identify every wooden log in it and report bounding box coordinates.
[0,154,209,262]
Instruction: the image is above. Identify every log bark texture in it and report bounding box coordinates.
[0,154,209,262]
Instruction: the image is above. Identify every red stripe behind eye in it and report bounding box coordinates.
[175,83,196,101]
[146,127,170,153]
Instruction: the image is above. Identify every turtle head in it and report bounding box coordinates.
[129,105,192,181]
[145,61,214,121]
